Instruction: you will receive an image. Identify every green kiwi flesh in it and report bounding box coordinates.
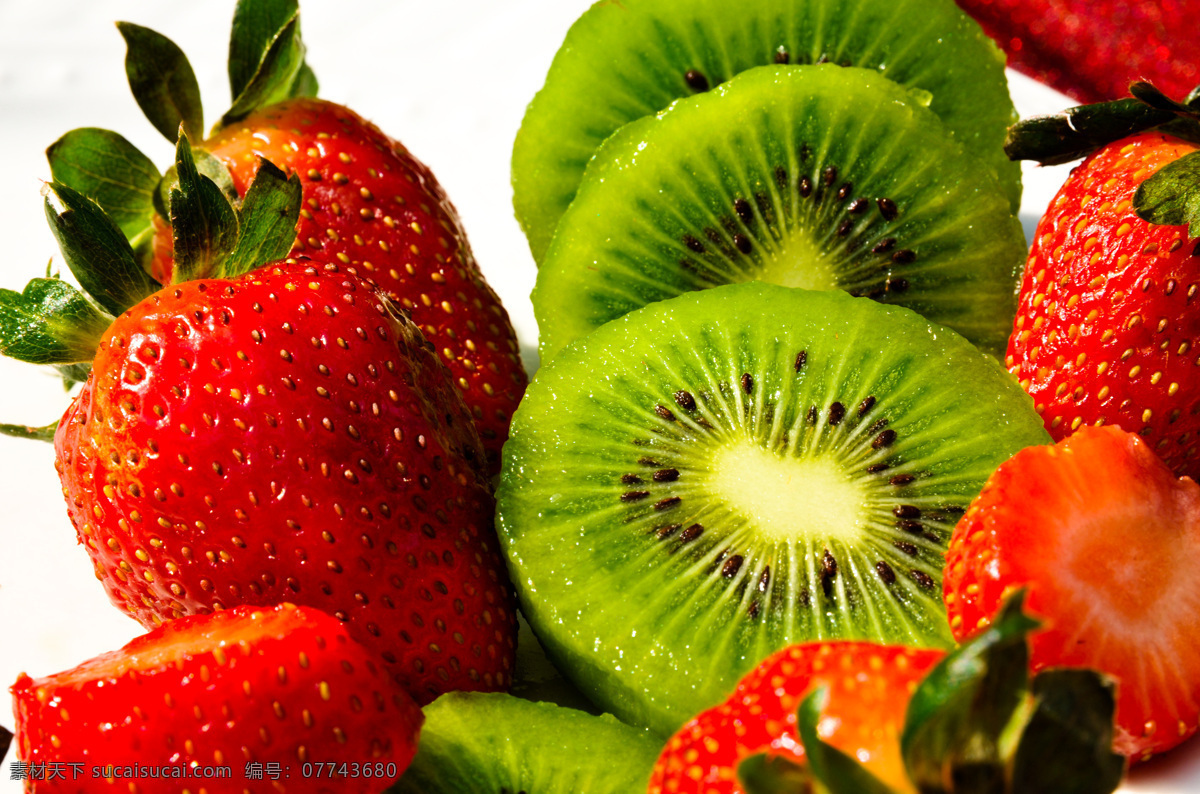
[388,693,663,793]
[512,0,1021,264]
[497,283,1050,736]
[533,64,1026,363]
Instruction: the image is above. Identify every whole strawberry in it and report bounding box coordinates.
[47,2,525,473]
[1,131,517,702]
[1004,83,1200,479]
[11,603,424,792]
[944,426,1200,761]
[955,0,1200,103]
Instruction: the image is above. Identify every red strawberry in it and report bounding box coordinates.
[648,642,945,794]
[11,603,423,792]
[1004,87,1200,480]
[50,256,516,703]
[47,9,525,474]
[954,0,1200,103]
[943,425,1200,760]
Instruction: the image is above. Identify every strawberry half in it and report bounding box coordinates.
[944,426,1200,760]
[45,4,525,472]
[955,0,1200,103]
[1005,84,1200,479]
[11,603,423,792]
[649,642,945,794]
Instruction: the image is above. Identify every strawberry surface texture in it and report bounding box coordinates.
[11,603,423,792]
[53,260,517,704]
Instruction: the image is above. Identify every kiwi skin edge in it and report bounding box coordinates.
[498,282,1050,737]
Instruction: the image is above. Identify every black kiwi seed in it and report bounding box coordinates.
[656,524,681,539]
[872,238,896,254]
[654,496,681,511]
[637,456,659,467]
[684,69,710,92]
[758,567,770,592]
[866,462,889,474]
[621,491,650,502]
[733,234,752,254]
[890,473,915,486]
[721,555,743,578]
[679,524,703,543]
[894,541,918,556]
[748,601,760,618]
[875,561,896,585]
[733,197,754,224]
[740,373,753,394]
[912,570,936,590]
[857,396,876,415]
[798,175,813,198]
[820,549,838,595]
[774,46,789,64]
[872,429,897,449]
[823,165,838,187]
[621,473,643,485]
[877,197,899,220]
[683,234,705,253]
[654,404,676,421]
[828,402,845,426]
[848,198,869,214]
[653,469,679,482]
[892,249,917,264]
[673,390,696,411]
[794,350,807,372]
[806,405,818,424]
[836,182,853,201]
[898,520,923,533]
[836,219,854,237]
[893,504,921,519]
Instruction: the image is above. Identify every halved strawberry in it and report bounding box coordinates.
[944,425,1200,760]
[11,603,423,792]
[648,642,945,794]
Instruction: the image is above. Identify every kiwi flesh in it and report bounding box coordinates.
[512,0,1021,264]
[497,282,1049,736]
[534,64,1026,363]
[388,692,662,793]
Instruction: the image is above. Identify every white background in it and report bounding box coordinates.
[0,1,1195,791]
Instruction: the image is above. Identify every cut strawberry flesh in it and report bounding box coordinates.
[945,426,1200,759]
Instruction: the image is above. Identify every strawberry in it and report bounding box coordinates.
[11,603,423,792]
[650,600,1126,794]
[1004,84,1200,479]
[944,426,1200,760]
[46,3,525,473]
[648,642,945,794]
[954,0,1200,103]
[1,130,517,702]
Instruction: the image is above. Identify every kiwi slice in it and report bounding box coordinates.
[497,283,1049,736]
[512,0,1021,264]
[533,64,1026,363]
[388,693,662,792]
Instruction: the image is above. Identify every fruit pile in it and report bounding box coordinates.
[1,0,1199,792]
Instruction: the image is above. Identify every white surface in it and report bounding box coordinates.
[0,1,1194,790]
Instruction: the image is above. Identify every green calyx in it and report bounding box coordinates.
[1006,81,1200,238]
[737,593,1126,794]
[46,0,318,273]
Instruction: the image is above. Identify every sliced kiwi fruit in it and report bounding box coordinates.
[388,692,662,792]
[533,64,1026,363]
[497,282,1049,736]
[512,0,1021,264]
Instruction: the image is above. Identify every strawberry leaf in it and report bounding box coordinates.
[737,753,814,794]
[1133,150,1200,237]
[44,182,159,316]
[223,4,311,126]
[117,22,203,143]
[290,61,320,99]
[900,593,1038,794]
[57,362,92,390]
[1004,98,1178,166]
[46,128,160,243]
[795,687,898,794]
[169,131,239,283]
[153,147,238,220]
[220,158,302,278]
[0,278,112,365]
[1010,670,1125,794]
[0,421,58,443]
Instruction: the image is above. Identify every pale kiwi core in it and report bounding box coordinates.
[755,234,837,291]
[706,440,868,543]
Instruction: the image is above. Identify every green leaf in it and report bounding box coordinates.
[900,593,1039,794]
[290,61,319,99]
[228,0,299,99]
[796,688,898,794]
[738,752,814,794]
[0,421,58,443]
[46,128,160,242]
[221,158,302,278]
[0,278,112,365]
[153,147,238,219]
[222,11,309,125]
[116,22,204,143]
[1010,670,1125,794]
[1134,150,1200,237]
[1004,98,1178,166]
[44,182,160,316]
[169,131,239,283]
[57,362,93,390]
